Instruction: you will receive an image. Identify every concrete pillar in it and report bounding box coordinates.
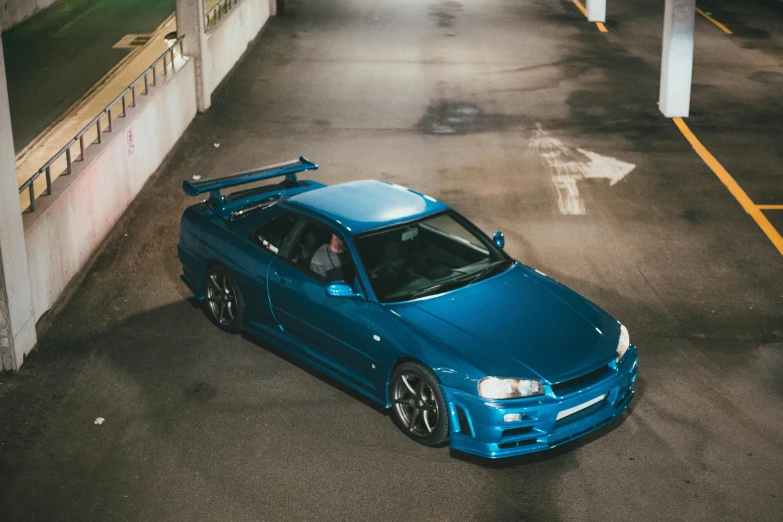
[0,22,38,371]
[269,0,278,16]
[659,0,696,118]
[586,0,606,23]
[176,0,211,112]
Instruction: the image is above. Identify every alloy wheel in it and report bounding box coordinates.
[392,373,440,437]
[206,271,237,326]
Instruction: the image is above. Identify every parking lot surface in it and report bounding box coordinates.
[1,0,782,520]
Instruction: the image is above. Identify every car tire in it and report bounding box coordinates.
[204,265,245,333]
[390,361,449,446]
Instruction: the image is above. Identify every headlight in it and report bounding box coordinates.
[478,377,544,399]
[616,324,630,362]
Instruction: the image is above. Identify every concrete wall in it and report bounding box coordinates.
[205,0,270,94]
[11,0,273,355]
[22,58,197,323]
[0,0,59,30]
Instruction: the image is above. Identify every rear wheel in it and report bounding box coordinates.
[390,362,449,446]
[204,265,244,333]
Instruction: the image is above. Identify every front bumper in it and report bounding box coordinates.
[444,346,638,459]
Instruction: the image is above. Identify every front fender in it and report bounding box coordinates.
[367,303,482,403]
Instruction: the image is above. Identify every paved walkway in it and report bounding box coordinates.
[2,0,175,153]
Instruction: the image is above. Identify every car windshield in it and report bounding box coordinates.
[355,211,511,303]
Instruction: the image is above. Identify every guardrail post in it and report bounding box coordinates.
[96,118,102,144]
[27,185,35,211]
[79,135,86,160]
[131,85,137,107]
[122,94,127,117]
[107,107,113,132]
[45,166,52,195]
[152,66,157,87]
[66,147,72,174]
[163,53,168,76]
[144,73,149,94]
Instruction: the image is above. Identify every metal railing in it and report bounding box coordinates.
[18,36,186,213]
[205,0,240,30]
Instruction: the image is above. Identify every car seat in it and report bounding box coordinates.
[295,228,329,268]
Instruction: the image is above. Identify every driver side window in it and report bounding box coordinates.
[288,222,356,285]
[252,213,298,254]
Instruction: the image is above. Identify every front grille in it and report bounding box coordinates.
[553,400,606,429]
[551,365,613,396]
[502,426,534,440]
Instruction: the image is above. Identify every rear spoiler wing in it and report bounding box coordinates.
[182,156,318,203]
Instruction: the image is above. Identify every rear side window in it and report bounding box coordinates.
[253,213,298,254]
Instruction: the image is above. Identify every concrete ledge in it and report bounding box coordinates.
[22,58,197,323]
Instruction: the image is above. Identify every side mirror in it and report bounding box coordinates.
[326,281,360,298]
[493,231,505,250]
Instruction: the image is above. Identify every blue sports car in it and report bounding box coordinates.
[178,157,638,459]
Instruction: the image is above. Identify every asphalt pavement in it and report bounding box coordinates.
[1,0,175,153]
[1,0,782,520]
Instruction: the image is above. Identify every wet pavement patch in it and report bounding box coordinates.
[682,208,702,224]
[430,0,463,29]
[417,101,523,135]
[748,71,783,84]
[185,382,216,402]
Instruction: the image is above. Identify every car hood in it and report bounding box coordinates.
[387,264,620,384]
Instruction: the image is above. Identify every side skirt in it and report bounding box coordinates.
[244,323,389,409]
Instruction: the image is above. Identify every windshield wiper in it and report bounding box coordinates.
[404,279,464,300]
[462,260,509,287]
[404,262,506,300]
[385,261,510,301]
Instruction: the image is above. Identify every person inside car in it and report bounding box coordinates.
[310,233,348,281]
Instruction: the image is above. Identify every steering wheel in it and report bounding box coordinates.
[370,260,403,279]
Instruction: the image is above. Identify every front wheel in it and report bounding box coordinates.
[204,265,244,333]
[390,362,449,446]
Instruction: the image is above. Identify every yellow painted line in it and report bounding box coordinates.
[672,117,783,257]
[596,22,608,33]
[696,7,732,35]
[757,205,783,210]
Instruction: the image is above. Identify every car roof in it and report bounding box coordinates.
[284,180,449,234]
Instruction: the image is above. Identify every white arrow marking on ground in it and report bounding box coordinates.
[529,124,636,215]
[576,148,636,186]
